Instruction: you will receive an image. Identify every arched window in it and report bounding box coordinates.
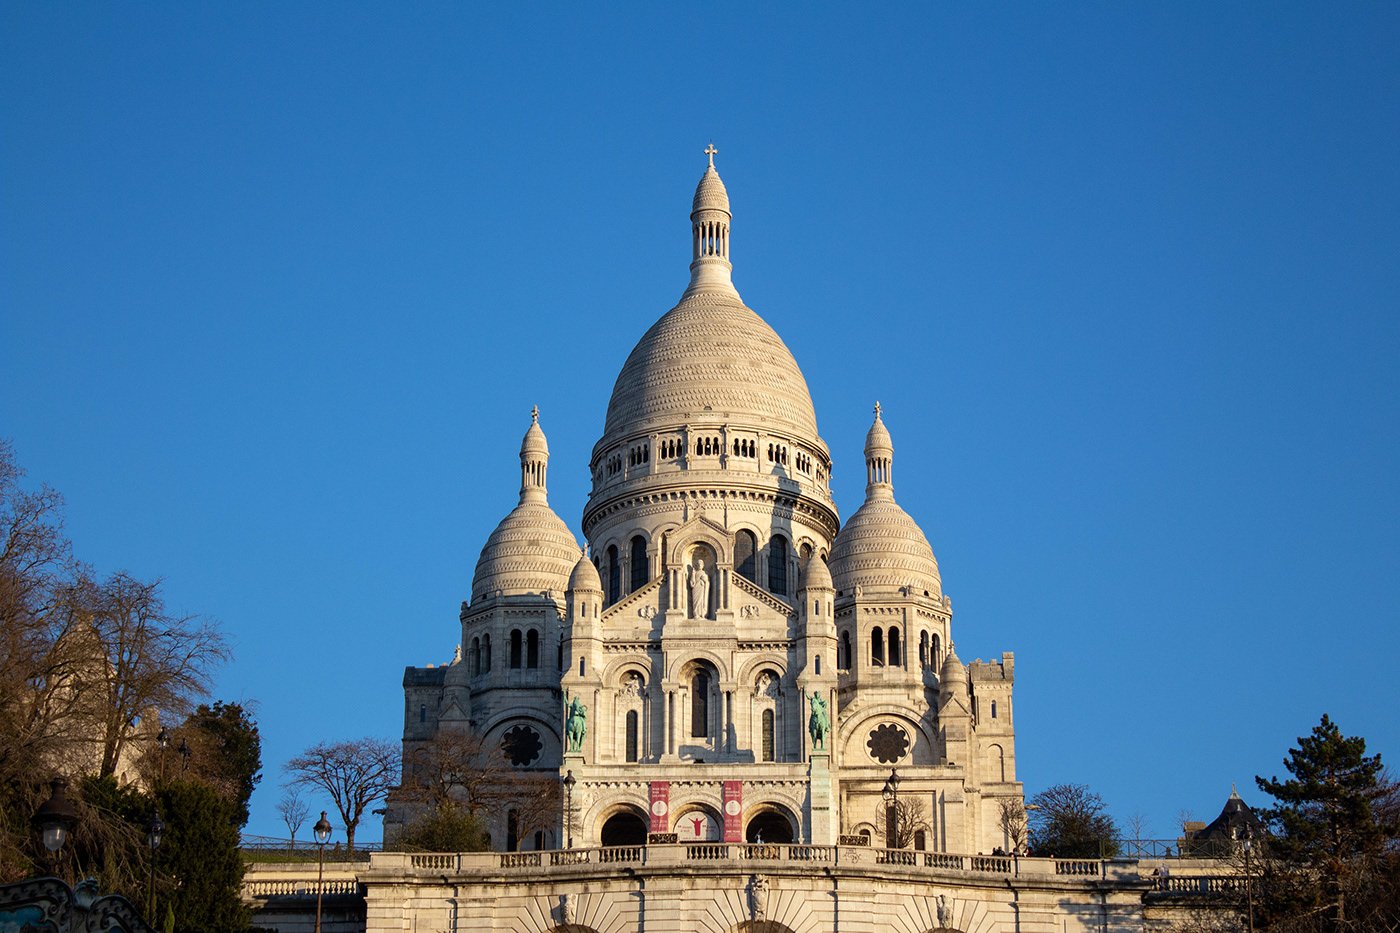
[800,542,813,563]
[914,829,927,850]
[691,669,710,738]
[509,629,523,669]
[859,828,872,846]
[630,535,648,592]
[526,629,539,669]
[506,809,519,851]
[889,628,902,667]
[919,631,929,669]
[769,535,789,596]
[557,637,564,672]
[761,708,775,762]
[482,634,491,672]
[534,830,544,851]
[815,655,821,675]
[735,530,757,583]
[606,545,620,605]
[419,705,427,724]
[471,637,480,676]
[840,631,852,670]
[626,710,639,762]
[872,627,885,666]
[991,700,998,719]
[932,632,941,667]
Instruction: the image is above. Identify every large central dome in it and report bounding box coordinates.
[599,156,821,448]
[601,289,820,442]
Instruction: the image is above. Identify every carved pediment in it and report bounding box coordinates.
[732,574,796,618]
[601,576,663,623]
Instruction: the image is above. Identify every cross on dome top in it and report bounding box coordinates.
[704,143,718,167]
[531,405,539,423]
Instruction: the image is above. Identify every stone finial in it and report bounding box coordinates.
[705,142,718,167]
[531,404,539,423]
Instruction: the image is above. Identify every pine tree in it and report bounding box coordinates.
[1255,714,1399,931]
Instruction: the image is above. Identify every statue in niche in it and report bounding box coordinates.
[688,553,712,619]
[808,690,830,750]
[565,692,587,754]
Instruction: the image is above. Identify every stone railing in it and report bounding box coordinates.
[368,845,1134,882]
[244,879,360,898]
[1152,875,1252,895]
[242,863,364,902]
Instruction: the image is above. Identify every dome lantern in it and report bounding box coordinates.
[865,401,894,496]
[686,144,736,296]
[520,405,549,504]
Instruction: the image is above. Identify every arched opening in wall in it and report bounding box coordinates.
[744,806,796,843]
[761,708,774,762]
[814,655,821,675]
[991,744,1006,782]
[482,634,491,672]
[691,668,710,738]
[599,810,648,847]
[557,637,564,672]
[674,806,722,842]
[858,828,872,846]
[625,709,639,763]
[888,628,902,667]
[630,535,648,592]
[799,542,812,564]
[509,629,523,669]
[419,705,426,724]
[506,809,519,851]
[533,830,544,850]
[768,535,789,596]
[871,628,885,666]
[931,633,941,667]
[471,637,480,676]
[840,631,852,670]
[914,829,927,851]
[991,700,998,719]
[606,545,620,606]
[919,631,929,669]
[735,530,757,583]
[526,629,539,669]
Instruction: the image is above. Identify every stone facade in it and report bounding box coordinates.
[387,153,1025,857]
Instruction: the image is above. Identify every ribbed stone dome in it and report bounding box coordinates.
[471,503,578,601]
[471,412,578,602]
[601,289,821,443]
[692,165,730,215]
[568,550,603,593]
[829,497,942,599]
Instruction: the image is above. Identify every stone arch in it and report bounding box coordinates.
[672,801,722,841]
[666,525,733,567]
[837,707,938,767]
[727,923,799,933]
[665,648,730,682]
[602,655,654,687]
[744,801,798,843]
[597,802,649,847]
[734,652,788,685]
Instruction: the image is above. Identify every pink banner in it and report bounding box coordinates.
[722,780,743,842]
[649,781,670,833]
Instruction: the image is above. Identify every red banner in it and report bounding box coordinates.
[722,780,743,842]
[649,781,670,833]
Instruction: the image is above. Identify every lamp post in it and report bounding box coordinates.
[881,769,900,848]
[156,728,169,784]
[562,770,576,849]
[177,738,191,776]
[313,810,332,933]
[31,776,79,876]
[145,813,163,920]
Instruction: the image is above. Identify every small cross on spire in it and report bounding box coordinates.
[704,143,718,168]
[873,401,882,418]
[531,405,539,423]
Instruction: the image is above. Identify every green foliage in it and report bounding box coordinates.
[1253,714,1400,932]
[155,780,249,933]
[390,803,489,853]
[181,701,262,826]
[1027,783,1120,859]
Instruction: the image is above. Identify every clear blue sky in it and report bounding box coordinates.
[3,4,1397,843]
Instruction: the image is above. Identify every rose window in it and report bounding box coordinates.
[866,723,910,764]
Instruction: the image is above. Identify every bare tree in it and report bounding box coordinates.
[998,798,1029,854]
[893,796,931,849]
[277,787,310,846]
[85,572,229,777]
[285,738,401,851]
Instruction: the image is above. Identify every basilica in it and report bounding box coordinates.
[387,151,1023,857]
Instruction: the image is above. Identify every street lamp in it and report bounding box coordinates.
[32,776,79,875]
[177,738,192,776]
[156,728,169,784]
[145,813,163,920]
[313,811,333,933]
[881,769,900,848]
[562,771,576,849]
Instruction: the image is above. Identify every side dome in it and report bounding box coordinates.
[801,553,834,591]
[568,549,603,593]
[470,411,579,602]
[829,405,942,599]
